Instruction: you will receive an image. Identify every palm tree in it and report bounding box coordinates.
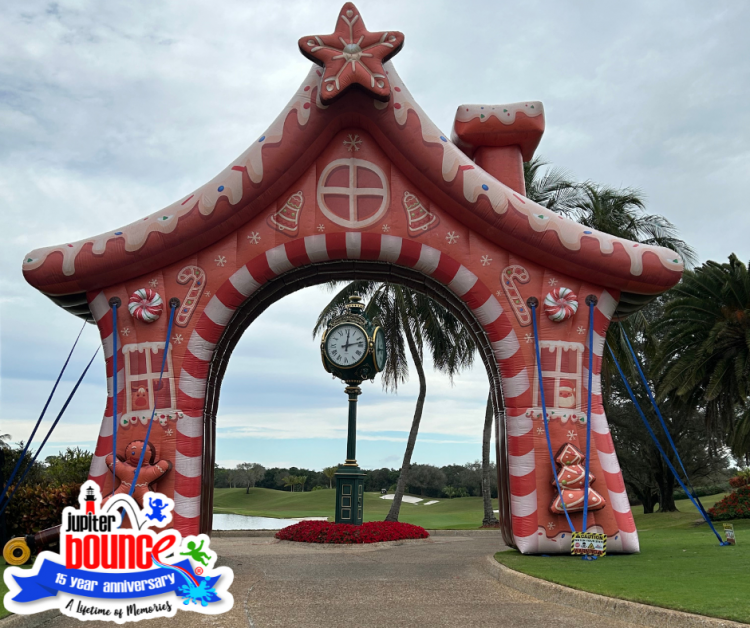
[323,466,337,489]
[523,156,580,214]
[480,393,498,526]
[314,281,476,521]
[524,158,696,267]
[655,254,750,456]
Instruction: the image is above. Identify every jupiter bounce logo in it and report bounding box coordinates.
[3,481,233,622]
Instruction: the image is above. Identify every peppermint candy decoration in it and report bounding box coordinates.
[543,287,578,322]
[128,288,163,323]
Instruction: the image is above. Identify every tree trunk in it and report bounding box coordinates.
[386,321,426,522]
[658,469,678,512]
[642,491,657,514]
[482,392,499,527]
[246,483,250,494]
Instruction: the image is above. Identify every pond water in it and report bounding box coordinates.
[212,514,328,530]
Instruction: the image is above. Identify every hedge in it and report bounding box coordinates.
[5,483,82,537]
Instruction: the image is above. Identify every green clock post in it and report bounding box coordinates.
[320,295,387,525]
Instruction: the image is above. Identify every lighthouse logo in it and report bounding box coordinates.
[3,481,233,623]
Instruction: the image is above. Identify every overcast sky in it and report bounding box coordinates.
[1,0,748,473]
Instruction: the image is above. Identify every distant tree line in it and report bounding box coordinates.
[214,460,498,499]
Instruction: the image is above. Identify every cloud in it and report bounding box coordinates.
[2,0,748,470]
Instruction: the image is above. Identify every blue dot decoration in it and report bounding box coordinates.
[114,231,123,235]
[218,185,225,192]
[258,136,265,142]
[482,184,489,191]
[440,136,447,142]
[584,230,592,234]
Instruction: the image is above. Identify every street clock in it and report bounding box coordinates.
[320,294,387,526]
[321,295,386,384]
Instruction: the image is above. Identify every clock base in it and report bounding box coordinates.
[334,468,365,525]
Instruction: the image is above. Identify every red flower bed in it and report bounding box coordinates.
[275,520,429,544]
[729,475,749,489]
[708,485,750,521]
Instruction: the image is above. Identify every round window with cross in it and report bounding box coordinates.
[316,158,390,229]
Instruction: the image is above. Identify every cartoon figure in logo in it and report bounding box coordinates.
[104,440,172,506]
[145,496,169,523]
[180,539,212,567]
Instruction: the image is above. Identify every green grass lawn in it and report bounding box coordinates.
[495,493,750,624]
[1,558,33,619]
[213,487,492,529]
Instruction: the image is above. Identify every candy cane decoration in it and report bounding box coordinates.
[500,265,531,326]
[175,265,206,328]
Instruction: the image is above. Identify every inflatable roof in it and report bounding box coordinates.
[21,2,682,553]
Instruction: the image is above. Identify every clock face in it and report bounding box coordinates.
[325,324,368,367]
[373,328,386,371]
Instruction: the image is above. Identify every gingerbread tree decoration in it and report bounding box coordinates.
[549,442,606,517]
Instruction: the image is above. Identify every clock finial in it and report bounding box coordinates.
[345,293,364,315]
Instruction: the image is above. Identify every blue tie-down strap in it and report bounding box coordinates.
[10,558,222,605]
[607,343,726,545]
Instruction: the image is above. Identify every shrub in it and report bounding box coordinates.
[276,520,429,544]
[674,483,730,500]
[728,470,750,489]
[708,485,750,521]
[6,483,82,537]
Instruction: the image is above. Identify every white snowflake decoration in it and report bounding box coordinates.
[148,278,158,288]
[204,291,211,298]
[547,521,556,530]
[536,427,544,435]
[567,430,577,440]
[215,255,227,267]
[496,290,503,297]
[381,224,390,233]
[165,428,174,437]
[480,255,492,266]
[548,277,558,286]
[445,231,459,244]
[121,327,131,337]
[343,133,362,152]
[247,232,261,244]
[524,333,533,344]
[172,334,183,345]
[577,326,586,335]
[317,224,326,232]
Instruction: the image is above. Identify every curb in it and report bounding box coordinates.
[486,555,749,628]
[211,530,277,537]
[1,610,60,627]
[210,528,499,538]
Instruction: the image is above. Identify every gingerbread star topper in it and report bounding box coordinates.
[299,2,404,104]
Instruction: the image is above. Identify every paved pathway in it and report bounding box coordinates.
[17,535,644,628]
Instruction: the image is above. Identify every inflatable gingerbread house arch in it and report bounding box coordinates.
[22,3,682,553]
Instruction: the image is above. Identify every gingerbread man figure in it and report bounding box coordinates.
[104,440,172,506]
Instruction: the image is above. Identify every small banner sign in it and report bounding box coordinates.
[723,523,736,545]
[571,532,607,557]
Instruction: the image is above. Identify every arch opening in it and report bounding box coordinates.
[199,259,512,544]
